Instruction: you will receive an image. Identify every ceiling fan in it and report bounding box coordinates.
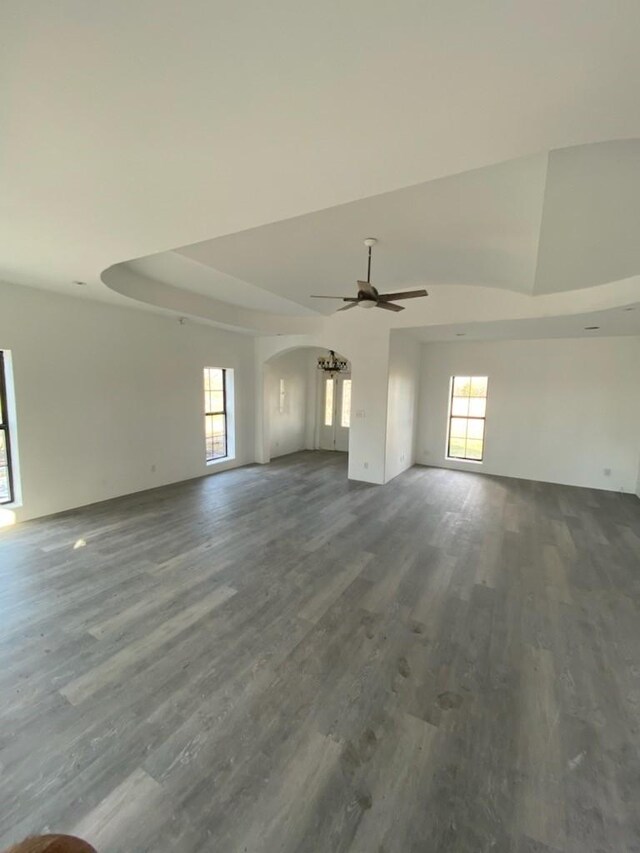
[310,238,428,312]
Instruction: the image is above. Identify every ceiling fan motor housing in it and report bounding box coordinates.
[357,278,379,307]
[359,296,377,308]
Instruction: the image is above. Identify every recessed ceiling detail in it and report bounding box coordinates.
[172,151,549,311]
[534,140,640,294]
[109,140,640,325]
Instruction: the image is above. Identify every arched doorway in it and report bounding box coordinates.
[261,345,352,468]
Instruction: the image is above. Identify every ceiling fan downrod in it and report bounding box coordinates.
[363,237,376,284]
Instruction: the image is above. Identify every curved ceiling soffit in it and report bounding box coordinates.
[102,263,640,337]
[386,277,640,328]
[102,139,640,331]
[101,264,324,336]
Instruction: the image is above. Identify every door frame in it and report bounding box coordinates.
[318,371,351,452]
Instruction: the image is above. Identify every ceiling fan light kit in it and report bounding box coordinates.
[310,238,428,313]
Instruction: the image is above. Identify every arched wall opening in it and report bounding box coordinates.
[261,346,352,469]
[255,331,391,485]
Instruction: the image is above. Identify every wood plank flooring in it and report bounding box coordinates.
[1,452,639,852]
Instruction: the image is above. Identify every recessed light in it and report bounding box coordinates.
[584,326,600,330]
[623,306,635,311]
[456,333,466,337]
[73,280,87,286]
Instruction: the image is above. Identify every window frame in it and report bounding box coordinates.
[446,375,488,463]
[0,351,15,504]
[204,367,228,463]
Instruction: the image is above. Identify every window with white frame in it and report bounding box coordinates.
[447,376,488,461]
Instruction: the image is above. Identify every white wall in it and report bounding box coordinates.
[304,355,320,450]
[417,337,640,492]
[385,332,420,482]
[0,282,255,521]
[266,350,310,458]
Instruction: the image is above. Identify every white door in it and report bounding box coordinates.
[319,375,351,452]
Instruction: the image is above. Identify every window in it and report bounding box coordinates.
[447,376,488,462]
[341,379,352,428]
[324,378,334,426]
[204,367,228,462]
[0,352,15,504]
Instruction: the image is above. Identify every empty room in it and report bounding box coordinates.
[1,3,639,852]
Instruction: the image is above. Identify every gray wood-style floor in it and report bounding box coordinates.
[1,452,639,853]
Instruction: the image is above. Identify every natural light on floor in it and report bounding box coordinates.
[0,507,16,529]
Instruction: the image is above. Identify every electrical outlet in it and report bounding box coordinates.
[603,467,611,477]
[151,464,156,473]
[364,461,369,469]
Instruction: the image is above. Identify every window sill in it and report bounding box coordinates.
[446,457,483,465]
[207,455,235,467]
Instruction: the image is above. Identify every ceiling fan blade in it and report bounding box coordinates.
[337,302,359,311]
[376,301,404,312]
[310,295,352,299]
[377,289,428,301]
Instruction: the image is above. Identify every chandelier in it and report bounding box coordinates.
[317,350,348,376]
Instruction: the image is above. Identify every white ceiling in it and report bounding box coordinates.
[174,153,548,312]
[159,141,640,315]
[113,141,640,327]
[2,1,640,339]
[535,140,640,293]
